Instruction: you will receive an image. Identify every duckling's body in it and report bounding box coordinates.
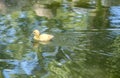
[33,30,54,42]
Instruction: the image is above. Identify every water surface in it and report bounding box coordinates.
[0,0,120,78]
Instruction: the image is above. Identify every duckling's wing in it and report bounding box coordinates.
[40,34,54,41]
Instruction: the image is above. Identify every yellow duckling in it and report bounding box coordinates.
[33,29,54,42]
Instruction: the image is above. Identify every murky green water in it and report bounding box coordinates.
[0,0,120,78]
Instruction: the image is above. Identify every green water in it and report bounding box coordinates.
[0,0,120,78]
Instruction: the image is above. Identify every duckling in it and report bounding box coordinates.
[33,29,54,42]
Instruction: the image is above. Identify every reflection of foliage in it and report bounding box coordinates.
[48,60,70,78]
[72,0,91,8]
[46,44,87,78]
[55,7,88,30]
[5,43,31,60]
[1,0,89,31]
[48,60,83,78]
[107,36,120,78]
[112,36,120,52]
[0,0,118,78]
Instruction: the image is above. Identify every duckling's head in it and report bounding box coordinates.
[33,29,40,36]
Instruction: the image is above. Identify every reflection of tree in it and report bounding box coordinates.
[89,0,110,29]
[85,30,115,78]
[72,0,91,8]
[106,36,120,78]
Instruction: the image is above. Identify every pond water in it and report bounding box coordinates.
[0,0,120,78]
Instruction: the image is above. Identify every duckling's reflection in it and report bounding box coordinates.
[32,41,50,48]
[32,41,50,54]
[32,42,40,48]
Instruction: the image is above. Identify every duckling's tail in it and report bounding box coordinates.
[50,35,54,39]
